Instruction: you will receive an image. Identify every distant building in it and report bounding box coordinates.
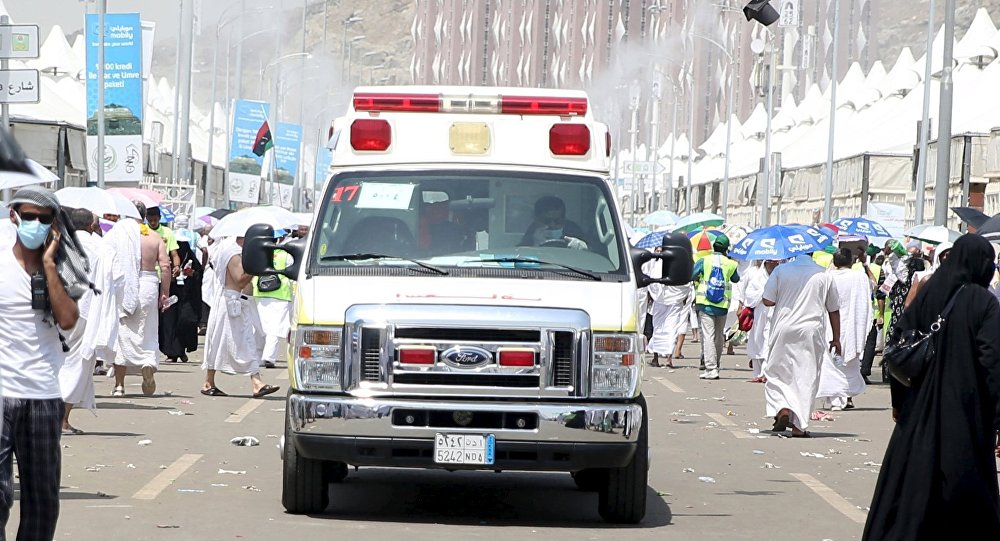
[408,0,876,149]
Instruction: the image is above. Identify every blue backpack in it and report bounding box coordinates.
[705,257,727,304]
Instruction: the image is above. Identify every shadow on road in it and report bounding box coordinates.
[97,403,174,411]
[305,469,671,528]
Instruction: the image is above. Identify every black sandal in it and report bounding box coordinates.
[200,387,227,397]
[252,384,280,399]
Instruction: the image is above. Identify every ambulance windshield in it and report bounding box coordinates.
[310,169,627,280]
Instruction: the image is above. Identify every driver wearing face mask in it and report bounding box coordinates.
[518,195,588,250]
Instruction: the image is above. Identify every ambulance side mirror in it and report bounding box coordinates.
[631,233,694,288]
[242,223,306,281]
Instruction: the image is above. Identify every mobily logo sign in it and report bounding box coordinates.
[786,234,815,254]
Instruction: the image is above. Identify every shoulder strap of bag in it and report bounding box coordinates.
[931,284,966,332]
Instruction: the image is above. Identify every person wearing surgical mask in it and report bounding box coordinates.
[518,195,588,250]
[0,187,80,540]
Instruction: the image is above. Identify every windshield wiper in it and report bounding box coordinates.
[476,257,601,281]
[320,253,449,276]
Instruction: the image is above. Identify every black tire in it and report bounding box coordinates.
[281,421,330,514]
[572,469,607,491]
[598,395,649,524]
[327,461,349,483]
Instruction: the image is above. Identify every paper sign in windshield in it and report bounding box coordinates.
[355,183,415,209]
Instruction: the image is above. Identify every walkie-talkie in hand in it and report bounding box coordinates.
[30,271,49,311]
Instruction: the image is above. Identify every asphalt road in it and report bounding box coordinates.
[10,340,895,540]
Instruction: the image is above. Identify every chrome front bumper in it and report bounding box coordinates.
[289,393,641,442]
[287,394,642,470]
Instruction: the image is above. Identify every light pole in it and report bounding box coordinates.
[262,52,312,206]
[914,0,936,225]
[933,0,957,226]
[689,31,735,218]
[346,35,367,85]
[756,31,777,227]
[822,0,841,222]
[207,6,275,206]
[628,82,642,226]
[341,15,364,83]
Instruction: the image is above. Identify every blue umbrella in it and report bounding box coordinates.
[644,210,681,227]
[729,224,834,261]
[158,206,175,224]
[634,230,668,250]
[831,217,892,238]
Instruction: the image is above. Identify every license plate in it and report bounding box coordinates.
[433,433,496,465]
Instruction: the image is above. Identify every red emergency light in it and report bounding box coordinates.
[353,92,588,116]
[500,95,588,116]
[498,350,536,367]
[354,93,440,113]
[549,124,591,156]
[350,118,392,151]
[398,348,436,365]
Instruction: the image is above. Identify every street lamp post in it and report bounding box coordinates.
[341,15,363,83]
[346,35,367,85]
[759,32,776,227]
[689,31,736,219]
[628,82,642,226]
[915,0,936,225]
[261,52,312,206]
[207,5,275,207]
[822,1,841,222]
[933,0,957,226]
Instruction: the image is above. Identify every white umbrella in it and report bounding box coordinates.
[904,224,961,245]
[292,212,313,227]
[55,187,141,219]
[0,160,58,190]
[209,206,299,239]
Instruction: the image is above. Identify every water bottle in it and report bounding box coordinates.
[832,349,846,368]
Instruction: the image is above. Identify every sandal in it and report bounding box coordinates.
[111,385,125,398]
[772,412,791,432]
[200,387,227,397]
[252,384,281,399]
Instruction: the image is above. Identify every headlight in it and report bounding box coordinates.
[295,327,343,391]
[590,333,640,398]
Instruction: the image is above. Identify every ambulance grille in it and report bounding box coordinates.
[361,328,382,381]
[552,331,575,387]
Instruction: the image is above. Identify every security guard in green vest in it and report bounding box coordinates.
[691,233,740,380]
[253,248,293,369]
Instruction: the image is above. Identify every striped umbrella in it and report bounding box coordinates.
[688,229,723,252]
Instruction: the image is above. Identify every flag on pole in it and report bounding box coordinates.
[252,120,274,157]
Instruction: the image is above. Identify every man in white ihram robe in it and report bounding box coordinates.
[817,258,872,411]
[109,217,166,397]
[645,259,692,368]
[201,237,280,398]
[741,261,774,382]
[59,212,104,433]
[762,254,841,437]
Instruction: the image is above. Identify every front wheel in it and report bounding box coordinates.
[598,395,649,524]
[281,421,330,514]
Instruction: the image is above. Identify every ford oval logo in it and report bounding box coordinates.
[441,346,492,368]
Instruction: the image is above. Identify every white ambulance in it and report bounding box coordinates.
[242,86,692,523]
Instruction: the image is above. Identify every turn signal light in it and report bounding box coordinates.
[350,118,391,151]
[549,124,591,156]
[498,350,536,367]
[399,347,436,364]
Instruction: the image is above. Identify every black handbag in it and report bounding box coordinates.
[883,285,965,387]
[257,274,281,293]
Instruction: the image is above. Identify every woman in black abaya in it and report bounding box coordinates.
[863,234,1000,540]
[159,238,204,362]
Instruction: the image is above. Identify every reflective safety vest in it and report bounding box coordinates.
[869,263,884,312]
[695,254,739,310]
[252,251,293,301]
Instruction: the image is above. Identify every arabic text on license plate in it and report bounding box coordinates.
[433,433,495,465]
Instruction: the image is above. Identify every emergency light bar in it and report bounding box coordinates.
[354,92,588,116]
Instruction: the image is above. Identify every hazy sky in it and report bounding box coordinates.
[1,0,232,44]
